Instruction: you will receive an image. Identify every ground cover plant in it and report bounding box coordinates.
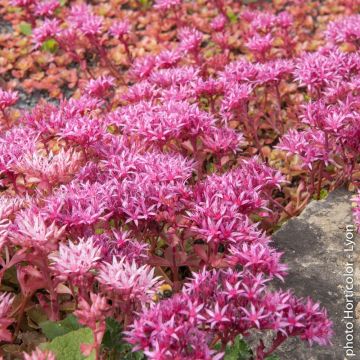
[0,0,359,359]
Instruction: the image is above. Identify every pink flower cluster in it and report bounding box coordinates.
[278,43,360,201]
[126,269,332,360]
[241,10,295,61]
[0,81,331,357]
[0,1,344,358]
[326,15,360,47]
[0,89,18,111]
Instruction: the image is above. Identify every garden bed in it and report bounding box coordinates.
[0,0,359,359]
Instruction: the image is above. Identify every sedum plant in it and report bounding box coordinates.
[2,0,360,358]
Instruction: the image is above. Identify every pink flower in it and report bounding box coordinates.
[143,342,170,360]
[211,15,227,32]
[67,3,92,25]
[10,0,35,7]
[250,12,276,33]
[32,19,61,48]
[276,11,293,29]
[254,59,294,85]
[180,298,206,324]
[241,10,257,23]
[75,292,109,327]
[239,274,267,301]
[13,148,82,190]
[74,293,110,356]
[206,302,230,329]
[129,268,332,357]
[42,181,110,229]
[246,33,273,60]
[34,0,59,17]
[299,299,333,346]
[228,243,288,280]
[109,20,130,38]
[97,257,162,302]
[64,95,104,116]
[155,49,182,69]
[0,219,9,251]
[23,348,56,360]
[0,193,25,220]
[94,230,149,263]
[85,75,115,98]
[57,114,105,147]
[154,0,182,11]
[49,237,102,284]
[125,294,218,359]
[0,293,14,342]
[285,309,305,332]
[129,55,156,80]
[276,129,330,169]
[220,59,258,84]
[67,4,103,37]
[56,27,78,47]
[11,211,66,252]
[149,67,199,88]
[117,100,213,146]
[194,78,223,97]
[178,27,203,53]
[0,89,18,110]
[220,83,252,120]
[105,149,194,226]
[122,81,157,103]
[202,127,243,155]
[293,49,345,94]
[326,15,360,45]
[0,127,37,172]
[241,303,269,328]
[80,15,103,37]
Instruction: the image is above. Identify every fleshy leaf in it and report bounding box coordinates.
[102,318,144,359]
[226,9,237,24]
[42,39,59,54]
[40,315,82,340]
[40,327,95,360]
[19,22,32,35]
[215,335,252,360]
[312,188,329,200]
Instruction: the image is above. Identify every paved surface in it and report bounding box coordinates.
[271,188,360,359]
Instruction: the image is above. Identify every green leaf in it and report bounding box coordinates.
[40,327,95,360]
[101,318,144,359]
[250,213,265,223]
[206,161,216,174]
[102,318,122,352]
[265,356,280,360]
[303,94,311,102]
[139,0,151,7]
[107,124,117,134]
[42,38,59,53]
[19,22,32,35]
[120,345,145,360]
[224,336,252,360]
[7,6,23,13]
[226,9,237,24]
[312,188,329,200]
[215,335,252,360]
[40,315,82,340]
